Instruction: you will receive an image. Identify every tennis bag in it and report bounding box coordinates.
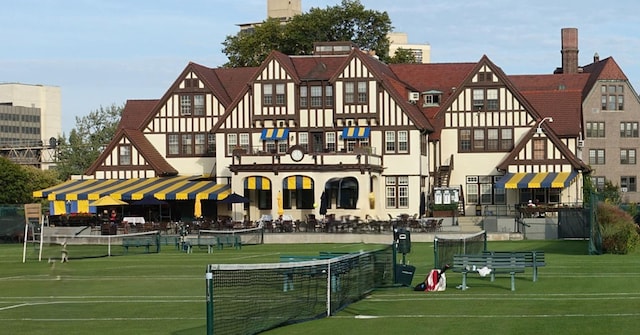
[414,264,450,292]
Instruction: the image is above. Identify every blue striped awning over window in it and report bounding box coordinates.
[261,128,289,141]
[244,176,271,190]
[495,171,578,189]
[341,127,370,139]
[283,175,314,190]
[33,176,231,201]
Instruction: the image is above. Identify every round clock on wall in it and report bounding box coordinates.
[290,148,304,162]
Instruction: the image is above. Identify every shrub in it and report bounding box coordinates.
[596,202,640,254]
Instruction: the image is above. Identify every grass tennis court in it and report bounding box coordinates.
[1,239,639,335]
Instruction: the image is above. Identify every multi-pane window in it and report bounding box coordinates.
[620,149,636,164]
[591,176,606,191]
[383,130,407,153]
[298,132,309,152]
[589,149,605,165]
[586,122,605,137]
[168,133,215,157]
[423,94,441,107]
[385,176,409,208]
[180,95,192,115]
[326,132,336,152]
[621,176,636,192]
[264,140,286,154]
[227,133,237,155]
[325,85,333,107]
[459,128,513,152]
[532,139,546,160]
[275,84,285,105]
[263,83,285,106]
[193,94,205,116]
[181,134,193,155]
[472,89,484,109]
[486,89,498,110]
[179,94,205,116]
[620,122,638,138]
[299,86,308,107]
[601,84,624,110]
[310,86,322,107]
[385,131,396,152]
[473,129,485,150]
[239,133,250,152]
[168,134,179,155]
[300,84,333,108]
[344,81,367,104]
[466,176,505,205]
[460,130,471,151]
[118,145,131,165]
[398,131,408,152]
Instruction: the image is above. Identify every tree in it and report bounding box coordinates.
[55,104,122,180]
[388,48,418,64]
[0,157,32,204]
[222,0,392,67]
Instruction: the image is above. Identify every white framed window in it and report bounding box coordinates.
[326,132,336,152]
[298,132,309,152]
[398,131,408,153]
[227,133,237,155]
[385,131,396,152]
[118,145,131,165]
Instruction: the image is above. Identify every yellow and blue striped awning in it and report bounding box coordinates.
[495,171,578,189]
[341,127,370,139]
[33,176,231,201]
[283,175,313,190]
[261,128,289,141]
[244,176,271,190]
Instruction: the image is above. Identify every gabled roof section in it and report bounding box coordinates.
[189,62,233,106]
[116,99,159,131]
[496,126,590,173]
[333,49,434,131]
[510,73,589,137]
[86,100,178,176]
[389,62,476,139]
[290,56,348,81]
[214,66,259,101]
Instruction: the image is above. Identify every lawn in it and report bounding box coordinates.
[1,239,639,335]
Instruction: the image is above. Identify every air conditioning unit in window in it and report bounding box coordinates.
[408,92,419,103]
[577,139,585,148]
[621,187,628,193]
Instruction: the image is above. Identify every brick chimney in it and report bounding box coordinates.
[560,28,579,74]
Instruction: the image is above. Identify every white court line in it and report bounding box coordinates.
[344,312,640,319]
[0,317,204,322]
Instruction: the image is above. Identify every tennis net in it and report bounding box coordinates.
[433,230,487,268]
[198,227,264,246]
[27,230,161,261]
[205,245,394,335]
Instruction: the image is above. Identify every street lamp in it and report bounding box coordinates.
[536,117,553,134]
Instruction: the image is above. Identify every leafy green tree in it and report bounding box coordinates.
[222,0,392,67]
[0,157,31,204]
[22,165,61,204]
[55,104,122,180]
[388,48,418,64]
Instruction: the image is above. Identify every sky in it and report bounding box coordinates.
[2,0,640,134]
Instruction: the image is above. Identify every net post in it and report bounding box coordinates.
[326,262,331,317]
[206,266,214,335]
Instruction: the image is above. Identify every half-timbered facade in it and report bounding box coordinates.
[35,30,640,224]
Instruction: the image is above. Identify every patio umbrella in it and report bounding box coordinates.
[277,191,284,216]
[319,191,327,216]
[220,193,250,222]
[89,195,128,207]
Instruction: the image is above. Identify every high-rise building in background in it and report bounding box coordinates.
[0,83,61,169]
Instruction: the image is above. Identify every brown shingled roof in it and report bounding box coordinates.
[510,73,589,137]
[117,99,159,131]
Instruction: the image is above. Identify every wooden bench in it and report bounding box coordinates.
[182,236,219,253]
[122,237,158,254]
[483,250,545,282]
[215,235,242,250]
[452,253,526,291]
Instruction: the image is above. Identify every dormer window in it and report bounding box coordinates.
[422,90,442,107]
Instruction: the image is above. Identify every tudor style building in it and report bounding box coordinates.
[35,29,640,226]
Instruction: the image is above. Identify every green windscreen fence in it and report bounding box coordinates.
[0,205,26,242]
